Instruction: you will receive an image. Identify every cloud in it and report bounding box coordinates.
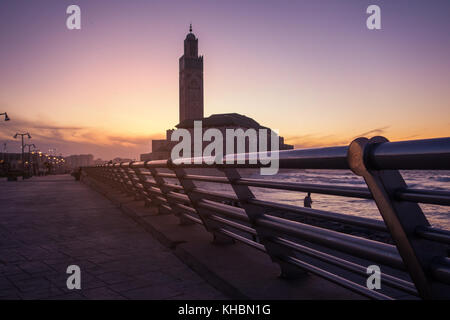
[1,117,418,160]
[352,126,390,139]
[284,126,392,149]
[32,125,84,130]
[284,134,349,149]
[0,116,162,160]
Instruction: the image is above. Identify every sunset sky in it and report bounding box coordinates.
[1,0,449,160]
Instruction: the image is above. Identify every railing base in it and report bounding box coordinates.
[278,262,308,280]
[212,233,236,245]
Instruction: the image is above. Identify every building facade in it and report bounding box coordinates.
[64,154,94,169]
[179,24,204,123]
[141,26,293,161]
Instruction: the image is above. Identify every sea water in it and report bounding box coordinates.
[243,169,450,230]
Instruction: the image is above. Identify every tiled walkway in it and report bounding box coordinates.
[0,175,225,299]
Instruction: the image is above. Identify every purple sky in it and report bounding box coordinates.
[1,0,449,160]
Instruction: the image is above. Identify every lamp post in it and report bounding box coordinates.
[24,143,36,176]
[1,142,6,171]
[1,112,10,121]
[14,132,31,177]
[24,143,36,154]
[2,142,6,162]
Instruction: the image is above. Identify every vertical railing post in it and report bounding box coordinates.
[220,167,307,278]
[106,164,114,185]
[105,164,114,187]
[117,163,133,195]
[148,165,194,225]
[123,162,141,199]
[113,164,125,192]
[348,136,450,299]
[132,163,153,206]
[104,164,114,186]
[146,166,173,214]
[171,165,234,244]
[107,164,118,188]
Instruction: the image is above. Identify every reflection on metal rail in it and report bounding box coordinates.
[82,136,450,299]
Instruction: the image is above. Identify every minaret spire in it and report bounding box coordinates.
[179,25,203,123]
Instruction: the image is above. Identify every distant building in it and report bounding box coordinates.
[0,153,24,172]
[64,154,94,168]
[145,129,177,161]
[141,25,293,161]
[140,153,152,161]
[176,113,293,154]
[1,152,66,176]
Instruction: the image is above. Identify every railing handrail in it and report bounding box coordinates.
[101,137,450,171]
[82,135,450,300]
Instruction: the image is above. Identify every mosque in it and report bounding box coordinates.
[141,25,293,161]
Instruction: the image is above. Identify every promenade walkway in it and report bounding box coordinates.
[0,175,226,299]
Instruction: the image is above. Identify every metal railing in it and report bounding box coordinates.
[82,136,450,300]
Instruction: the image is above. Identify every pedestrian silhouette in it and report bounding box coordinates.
[304,192,312,208]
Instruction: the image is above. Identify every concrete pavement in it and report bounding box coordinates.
[0,175,226,300]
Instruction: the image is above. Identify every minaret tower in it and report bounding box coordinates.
[179,24,204,123]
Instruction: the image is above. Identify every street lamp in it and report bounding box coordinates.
[1,142,6,163]
[24,143,36,153]
[24,143,36,176]
[14,132,31,177]
[1,112,10,121]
